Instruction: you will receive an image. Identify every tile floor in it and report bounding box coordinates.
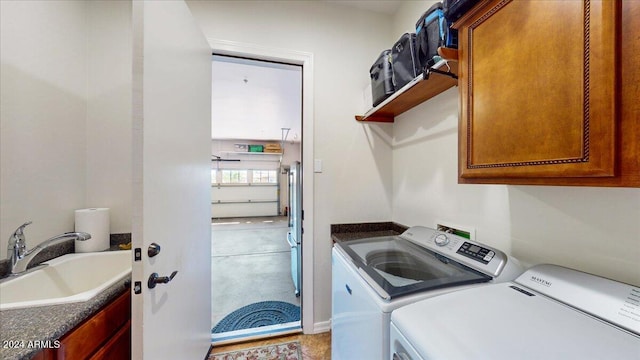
[209,332,331,360]
[211,216,301,329]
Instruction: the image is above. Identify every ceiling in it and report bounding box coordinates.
[210,2,401,142]
[322,0,403,15]
[211,55,302,142]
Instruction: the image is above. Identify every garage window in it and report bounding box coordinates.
[252,170,278,184]
[221,170,248,184]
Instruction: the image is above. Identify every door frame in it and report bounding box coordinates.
[208,39,315,333]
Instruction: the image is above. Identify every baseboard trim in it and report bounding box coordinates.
[312,320,331,334]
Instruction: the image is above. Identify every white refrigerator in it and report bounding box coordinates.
[287,161,302,297]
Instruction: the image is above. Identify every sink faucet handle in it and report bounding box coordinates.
[14,221,32,239]
[11,221,32,242]
[8,221,32,259]
[15,221,33,234]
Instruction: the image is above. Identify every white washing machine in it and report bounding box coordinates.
[331,226,523,360]
[390,264,640,360]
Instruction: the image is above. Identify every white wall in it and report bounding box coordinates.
[86,1,133,234]
[187,0,395,325]
[390,1,640,286]
[0,1,133,258]
[0,0,88,257]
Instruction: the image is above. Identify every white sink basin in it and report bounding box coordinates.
[0,250,131,310]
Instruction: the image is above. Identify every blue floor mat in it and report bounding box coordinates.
[212,301,301,333]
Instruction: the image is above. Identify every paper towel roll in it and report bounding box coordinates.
[75,208,110,253]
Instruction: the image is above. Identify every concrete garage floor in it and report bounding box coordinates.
[211,216,301,329]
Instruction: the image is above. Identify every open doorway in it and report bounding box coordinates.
[210,55,303,344]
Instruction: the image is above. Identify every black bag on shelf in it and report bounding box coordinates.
[443,0,479,22]
[369,49,395,107]
[391,33,421,90]
[415,2,458,73]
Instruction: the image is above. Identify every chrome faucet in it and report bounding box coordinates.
[7,221,91,275]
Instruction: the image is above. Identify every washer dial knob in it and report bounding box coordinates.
[434,233,449,246]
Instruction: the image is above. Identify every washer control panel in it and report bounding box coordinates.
[401,226,508,278]
[457,242,495,264]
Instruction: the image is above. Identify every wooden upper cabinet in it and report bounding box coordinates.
[455,0,639,186]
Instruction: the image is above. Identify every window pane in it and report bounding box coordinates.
[221,170,247,183]
[252,170,277,184]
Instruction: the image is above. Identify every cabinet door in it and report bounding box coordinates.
[89,320,131,360]
[457,0,618,180]
[37,290,131,360]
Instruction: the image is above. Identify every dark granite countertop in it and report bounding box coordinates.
[331,221,408,243]
[0,275,130,360]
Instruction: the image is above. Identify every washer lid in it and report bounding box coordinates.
[336,236,491,299]
[391,281,640,360]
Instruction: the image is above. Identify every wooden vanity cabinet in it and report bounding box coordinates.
[34,290,131,360]
[455,0,639,186]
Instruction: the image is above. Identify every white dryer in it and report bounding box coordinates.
[391,264,640,360]
[331,226,523,360]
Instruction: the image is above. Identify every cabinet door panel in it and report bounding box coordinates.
[458,0,617,179]
[89,320,131,360]
[54,291,130,360]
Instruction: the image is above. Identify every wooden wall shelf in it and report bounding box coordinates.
[356,54,458,123]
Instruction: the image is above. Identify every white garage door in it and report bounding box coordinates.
[211,167,280,218]
[211,183,278,217]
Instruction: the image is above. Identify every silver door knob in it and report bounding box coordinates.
[148,243,161,257]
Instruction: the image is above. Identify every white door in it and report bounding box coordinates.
[131,1,212,359]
